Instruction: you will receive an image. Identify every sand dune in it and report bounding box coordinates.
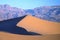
[0,32,60,40]
[17,15,60,34]
[0,15,60,40]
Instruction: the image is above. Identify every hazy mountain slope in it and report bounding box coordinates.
[34,6,60,22]
[0,5,25,21]
[0,4,60,22]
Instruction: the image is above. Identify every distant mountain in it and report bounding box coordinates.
[0,4,60,22]
[0,4,25,21]
[34,6,60,22]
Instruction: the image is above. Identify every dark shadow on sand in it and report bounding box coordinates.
[0,16,40,35]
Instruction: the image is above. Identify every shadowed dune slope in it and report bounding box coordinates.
[0,15,40,35]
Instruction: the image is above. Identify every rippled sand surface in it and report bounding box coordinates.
[0,32,60,40]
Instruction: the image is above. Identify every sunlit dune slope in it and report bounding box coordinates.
[0,32,60,40]
[17,15,60,34]
[0,32,40,40]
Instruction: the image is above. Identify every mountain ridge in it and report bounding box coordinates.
[0,4,60,22]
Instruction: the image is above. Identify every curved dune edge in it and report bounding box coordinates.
[17,15,60,34]
[0,32,60,40]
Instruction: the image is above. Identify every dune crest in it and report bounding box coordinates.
[17,15,60,34]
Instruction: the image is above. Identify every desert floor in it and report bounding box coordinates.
[0,32,60,40]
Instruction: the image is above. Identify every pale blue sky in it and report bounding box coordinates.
[0,0,60,9]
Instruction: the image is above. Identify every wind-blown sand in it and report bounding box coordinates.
[0,32,60,40]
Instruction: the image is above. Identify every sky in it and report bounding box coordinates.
[0,0,60,9]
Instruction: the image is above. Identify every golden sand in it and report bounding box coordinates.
[0,32,60,40]
[17,15,60,34]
